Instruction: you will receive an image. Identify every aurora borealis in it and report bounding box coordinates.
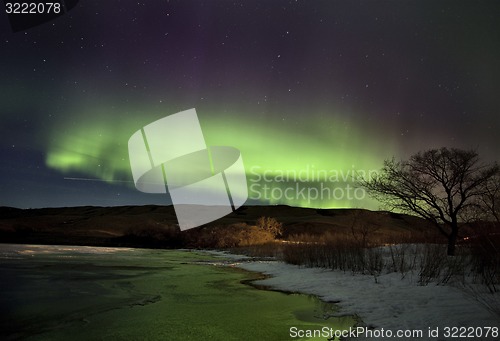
[1,1,499,209]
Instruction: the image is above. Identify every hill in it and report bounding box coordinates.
[0,205,437,248]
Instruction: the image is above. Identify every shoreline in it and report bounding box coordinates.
[206,250,500,340]
[2,244,499,340]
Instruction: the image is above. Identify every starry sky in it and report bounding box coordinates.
[1,0,499,209]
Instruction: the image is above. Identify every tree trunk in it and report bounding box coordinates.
[447,224,459,256]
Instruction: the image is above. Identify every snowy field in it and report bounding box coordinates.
[209,250,500,340]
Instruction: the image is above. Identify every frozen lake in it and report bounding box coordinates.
[0,244,354,340]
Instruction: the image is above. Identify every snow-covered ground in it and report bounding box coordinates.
[210,250,500,340]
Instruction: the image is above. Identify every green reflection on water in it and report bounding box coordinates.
[0,246,355,340]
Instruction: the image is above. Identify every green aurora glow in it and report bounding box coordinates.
[45,106,394,209]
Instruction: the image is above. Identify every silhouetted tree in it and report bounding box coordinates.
[364,148,498,255]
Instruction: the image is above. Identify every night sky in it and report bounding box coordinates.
[1,1,499,209]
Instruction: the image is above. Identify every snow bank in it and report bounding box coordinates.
[225,255,499,340]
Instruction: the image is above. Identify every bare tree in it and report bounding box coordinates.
[363,148,498,256]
